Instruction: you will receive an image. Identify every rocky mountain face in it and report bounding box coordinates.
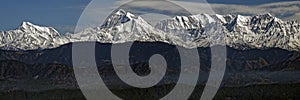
[155,13,300,50]
[0,22,70,50]
[0,9,299,51]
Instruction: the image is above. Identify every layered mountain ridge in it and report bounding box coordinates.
[0,9,299,51]
[0,9,300,93]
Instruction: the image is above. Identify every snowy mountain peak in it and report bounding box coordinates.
[69,9,165,43]
[115,9,135,18]
[234,15,250,25]
[21,22,35,28]
[0,12,299,51]
[18,22,60,36]
[236,15,250,21]
[0,22,67,50]
[261,13,283,23]
[262,13,273,18]
[102,9,137,28]
[252,13,277,22]
[20,22,40,31]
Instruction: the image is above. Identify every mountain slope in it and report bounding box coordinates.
[156,13,300,50]
[0,9,299,51]
[0,22,70,50]
[69,9,169,43]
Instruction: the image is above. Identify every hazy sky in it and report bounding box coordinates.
[0,0,297,33]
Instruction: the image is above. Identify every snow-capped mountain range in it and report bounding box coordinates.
[0,9,299,51]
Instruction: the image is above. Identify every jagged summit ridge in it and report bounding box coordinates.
[68,9,168,43]
[0,10,299,51]
[19,22,60,37]
[102,9,137,28]
[155,13,299,50]
[0,22,69,50]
